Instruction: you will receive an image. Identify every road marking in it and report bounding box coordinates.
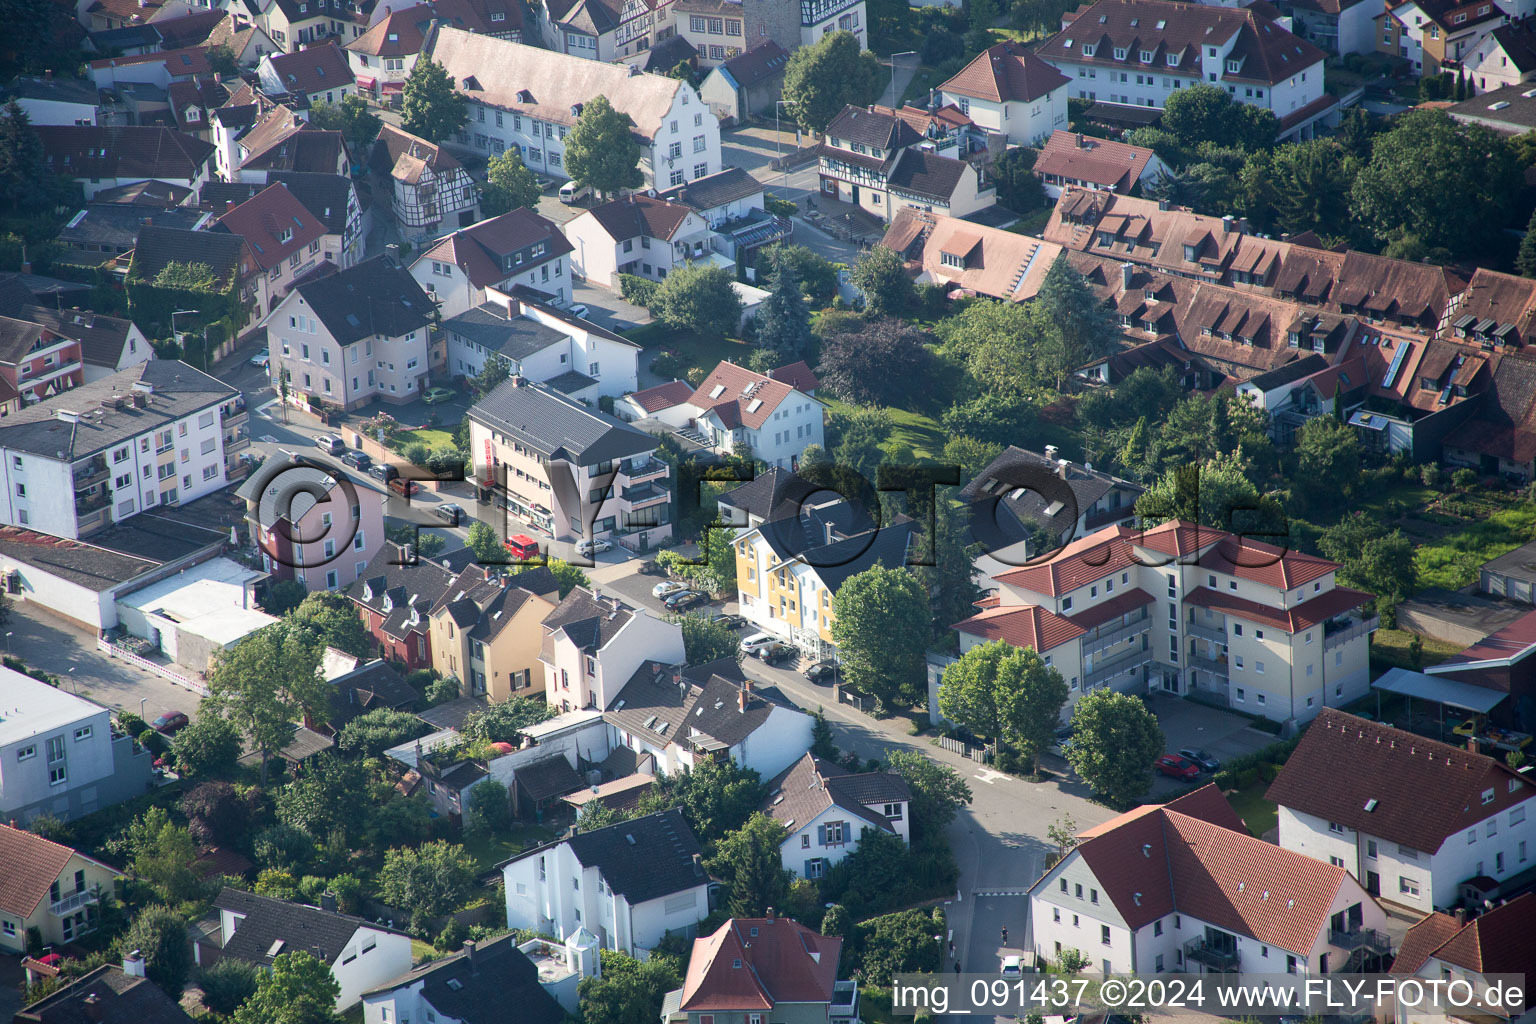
[972,890,1032,897]
[259,435,279,443]
[974,769,1008,785]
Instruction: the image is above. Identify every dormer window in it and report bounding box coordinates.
[1082,43,1095,55]
[1288,331,1300,347]
[1140,49,1154,62]
[1113,46,1127,58]
[1183,243,1198,262]
[1166,51,1179,65]
[1226,59,1241,72]
[941,252,963,268]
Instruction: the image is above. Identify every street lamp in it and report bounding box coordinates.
[139,697,148,721]
[774,99,801,201]
[881,51,919,109]
[4,631,10,655]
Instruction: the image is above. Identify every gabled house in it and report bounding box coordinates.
[1376,0,1508,73]
[210,888,413,1009]
[371,123,479,242]
[502,807,712,953]
[565,194,717,288]
[36,125,215,200]
[361,933,572,1024]
[1390,893,1536,1024]
[237,451,387,590]
[937,40,1071,145]
[1466,19,1536,90]
[257,42,356,106]
[0,315,85,404]
[1029,785,1392,977]
[213,181,331,300]
[1034,130,1170,199]
[817,103,996,224]
[440,292,639,399]
[0,824,122,952]
[347,542,479,669]
[325,658,419,735]
[699,41,790,124]
[268,169,366,267]
[206,13,282,64]
[345,3,438,101]
[656,165,792,258]
[665,915,855,1024]
[539,586,685,712]
[14,957,196,1024]
[760,753,910,879]
[429,563,560,701]
[18,305,152,382]
[533,0,665,63]
[411,208,574,316]
[1266,708,1536,912]
[880,208,1064,303]
[258,0,375,53]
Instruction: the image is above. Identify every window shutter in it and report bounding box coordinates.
[804,859,815,877]
[842,820,851,840]
[817,823,827,846]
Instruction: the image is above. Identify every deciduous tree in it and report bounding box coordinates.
[781,31,883,133]
[207,624,330,781]
[849,244,913,317]
[674,611,742,666]
[306,94,381,154]
[652,262,744,336]
[400,58,466,142]
[287,590,372,658]
[377,840,476,931]
[466,520,502,563]
[169,716,241,779]
[124,907,193,998]
[480,146,542,216]
[884,750,971,838]
[832,564,931,711]
[563,95,643,198]
[764,243,837,305]
[938,640,1067,773]
[231,951,341,1024]
[1063,688,1164,808]
[460,697,554,743]
[816,317,933,406]
[578,950,683,1024]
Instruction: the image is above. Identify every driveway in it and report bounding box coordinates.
[1144,691,1279,798]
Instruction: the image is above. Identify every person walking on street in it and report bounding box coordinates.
[1001,926,1008,946]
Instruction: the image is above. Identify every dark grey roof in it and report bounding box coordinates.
[8,75,99,106]
[761,753,907,835]
[361,934,565,1024]
[131,225,247,286]
[329,659,418,730]
[13,963,195,1024]
[89,23,162,49]
[215,888,404,967]
[656,165,763,213]
[1247,353,1328,391]
[236,451,387,527]
[468,377,656,465]
[58,204,205,250]
[0,527,159,591]
[506,807,707,903]
[200,180,265,209]
[642,32,698,70]
[417,696,487,731]
[719,467,830,525]
[885,148,969,201]
[604,658,789,751]
[958,445,1142,540]
[1480,538,1536,582]
[542,586,633,652]
[546,369,598,394]
[269,170,355,235]
[0,359,236,460]
[22,305,139,370]
[291,255,432,345]
[345,541,467,637]
[759,515,917,592]
[715,40,789,88]
[444,303,569,361]
[825,104,922,152]
[515,755,584,801]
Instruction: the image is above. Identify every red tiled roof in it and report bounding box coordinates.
[1183,585,1372,634]
[216,183,327,271]
[993,524,1140,596]
[1391,912,1464,974]
[1265,709,1534,854]
[951,603,1086,652]
[624,379,694,413]
[939,40,1071,103]
[0,825,84,919]
[1196,535,1338,590]
[1036,130,1158,192]
[768,360,819,393]
[1435,607,1536,668]
[680,917,841,1010]
[1063,586,1153,629]
[1426,893,1536,977]
[691,361,802,430]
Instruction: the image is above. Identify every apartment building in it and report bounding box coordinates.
[0,361,238,540]
[1267,709,1536,912]
[1037,0,1333,140]
[502,808,711,954]
[949,519,1376,725]
[0,670,154,826]
[674,0,866,65]
[818,104,996,223]
[0,315,85,405]
[441,293,641,400]
[1030,785,1390,977]
[371,124,480,243]
[429,564,560,701]
[1377,0,1508,72]
[347,542,479,669]
[539,586,685,712]
[565,195,717,287]
[467,377,673,547]
[265,255,435,411]
[426,26,721,189]
[411,208,574,317]
[938,40,1071,145]
[237,452,387,591]
[0,825,122,953]
[256,0,373,53]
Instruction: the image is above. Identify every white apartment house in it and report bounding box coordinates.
[1392,895,1536,1024]
[615,360,824,468]
[411,207,575,317]
[1031,785,1391,978]
[212,888,413,1010]
[564,195,718,287]
[467,377,673,548]
[1036,0,1333,140]
[426,26,722,189]
[673,0,867,65]
[265,255,435,411]
[937,40,1071,145]
[1267,708,1536,913]
[0,360,239,540]
[945,519,1377,726]
[759,753,911,879]
[442,294,640,400]
[0,670,154,825]
[502,807,712,954]
[539,587,685,713]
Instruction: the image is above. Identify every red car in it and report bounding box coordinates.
[152,711,189,735]
[1154,753,1201,781]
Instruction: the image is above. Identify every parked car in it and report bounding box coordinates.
[388,477,418,497]
[559,181,592,204]
[249,351,270,369]
[1049,723,1074,758]
[664,590,707,610]
[342,449,372,470]
[654,580,689,599]
[1154,753,1201,781]
[152,711,189,735]
[1178,748,1221,773]
[804,660,837,683]
[740,632,780,656]
[368,463,398,483]
[760,643,797,665]
[435,503,464,526]
[314,434,345,456]
[1001,955,1023,979]
[568,303,590,319]
[710,612,745,629]
[576,537,614,556]
[422,386,456,405]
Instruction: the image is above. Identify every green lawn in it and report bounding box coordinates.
[395,428,455,450]
[1370,628,1463,672]
[628,324,755,379]
[460,823,556,875]
[819,395,947,461]
[1414,503,1536,591]
[410,939,437,963]
[1226,780,1278,838]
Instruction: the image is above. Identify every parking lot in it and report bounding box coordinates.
[1144,690,1281,797]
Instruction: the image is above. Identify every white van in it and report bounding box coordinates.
[559,181,591,204]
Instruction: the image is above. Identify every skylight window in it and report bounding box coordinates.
[708,384,726,398]
[746,398,763,413]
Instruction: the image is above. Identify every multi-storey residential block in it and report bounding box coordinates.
[539,586,685,712]
[468,377,674,547]
[1276,0,1385,54]
[238,452,387,591]
[1391,894,1536,1024]
[0,316,84,405]
[440,293,640,399]
[673,0,865,65]
[0,672,154,826]
[944,519,1376,725]
[371,124,480,243]
[0,825,123,952]
[818,104,996,223]
[265,255,435,410]
[1036,0,1333,141]
[0,361,238,539]
[1029,785,1391,977]
[665,915,857,1024]
[1267,709,1536,912]
[426,26,721,188]
[760,753,910,879]
[502,807,711,954]
[429,564,560,700]
[938,40,1071,145]
[411,208,574,316]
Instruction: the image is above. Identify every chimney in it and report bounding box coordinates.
[1120,261,1133,291]
[320,891,338,912]
[123,950,146,977]
[1076,132,1085,148]
[737,688,746,713]
[55,409,80,424]
[462,939,477,972]
[1158,198,1170,211]
[1057,460,1068,480]
[1454,906,1467,925]
[766,906,775,922]
[1222,215,1235,234]
[1044,444,1059,461]
[742,677,752,694]
[83,994,104,1022]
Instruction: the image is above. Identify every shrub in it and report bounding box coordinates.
[402,441,431,467]
[1452,467,1478,491]
[619,273,659,307]
[1421,463,1446,489]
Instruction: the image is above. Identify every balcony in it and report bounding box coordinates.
[20,359,84,389]
[1184,937,1239,972]
[72,456,108,489]
[76,489,109,514]
[1187,619,1227,644]
[621,483,670,508]
[831,980,860,1024]
[225,432,251,453]
[1188,649,1229,677]
[1328,927,1391,954]
[1324,614,1380,652]
[49,887,99,917]
[221,398,248,425]
[1080,615,1150,657]
[623,457,669,483]
[1084,648,1152,689]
